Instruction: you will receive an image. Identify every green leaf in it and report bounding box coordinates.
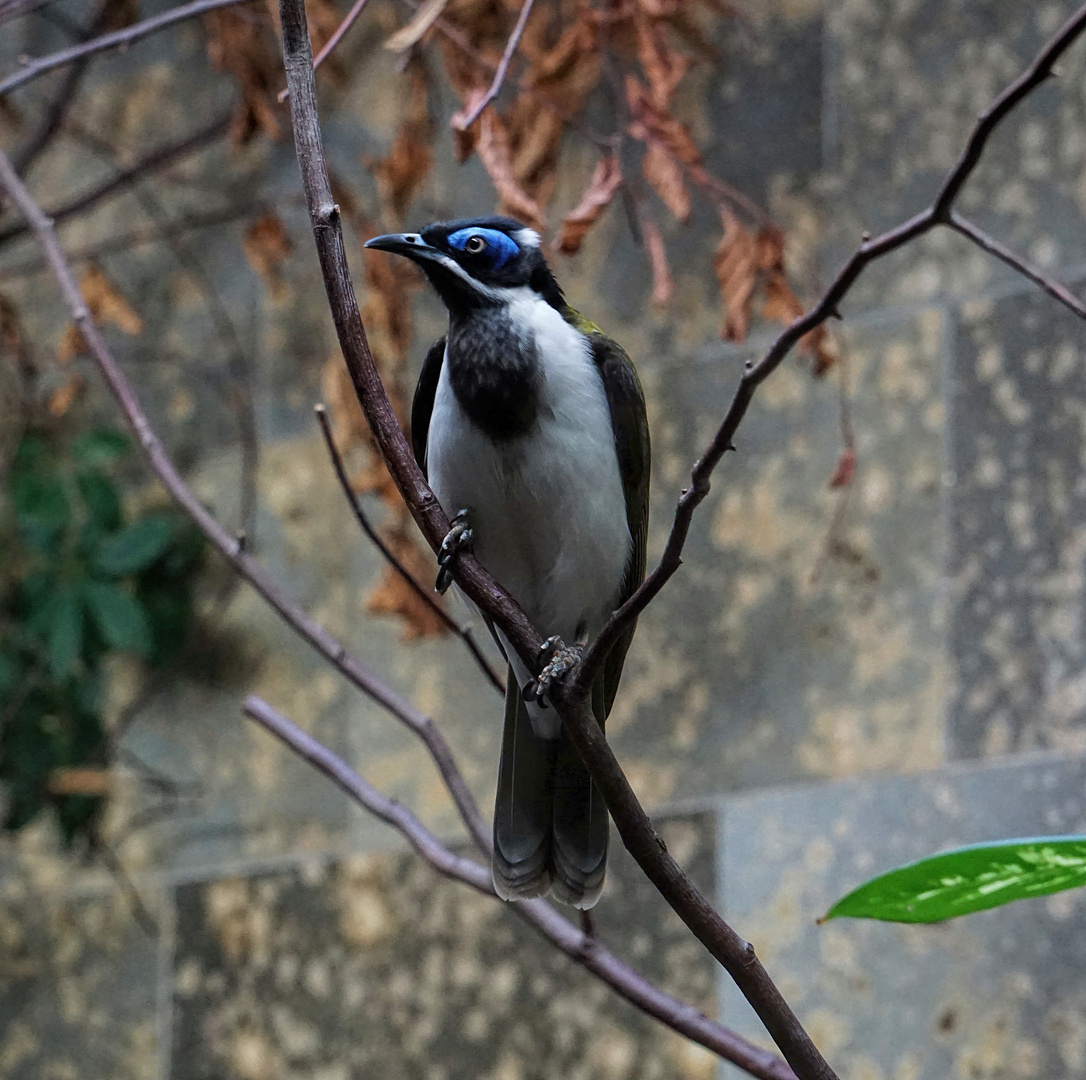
[82,581,151,656]
[77,472,122,534]
[71,428,129,466]
[45,585,83,680]
[12,471,70,552]
[94,515,173,577]
[823,836,1086,924]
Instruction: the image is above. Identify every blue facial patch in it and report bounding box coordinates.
[446,227,519,269]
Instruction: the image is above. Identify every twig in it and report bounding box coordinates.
[0,111,232,249]
[244,695,797,1080]
[576,0,1086,687]
[277,0,374,103]
[0,0,255,98]
[314,404,506,695]
[452,0,536,131]
[277,4,837,1078]
[0,142,491,857]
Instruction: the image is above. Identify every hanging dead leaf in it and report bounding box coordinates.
[371,68,433,217]
[642,141,690,224]
[558,154,623,254]
[639,209,673,306]
[243,212,293,301]
[203,7,282,145]
[761,267,804,326]
[634,9,690,108]
[48,374,84,417]
[476,109,546,232]
[365,511,449,640]
[805,325,839,377]
[828,445,856,489]
[625,77,702,166]
[714,212,757,340]
[57,263,143,363]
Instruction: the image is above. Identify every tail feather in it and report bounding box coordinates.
[492,671,555,901]
[549,677,608,909]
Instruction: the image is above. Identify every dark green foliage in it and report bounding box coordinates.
[0,426,205,844]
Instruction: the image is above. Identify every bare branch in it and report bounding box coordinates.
[244,695,798,1080]
[577,0,1086,686]
[0,142,491,856]
[0,111,232,248]
[277,0,375,103]
[314,403,506,694]
[0,0,255,98]
[452,0,536,131]
[947,210,1086,319]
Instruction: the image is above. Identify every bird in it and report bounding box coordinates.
[365,216,649,909]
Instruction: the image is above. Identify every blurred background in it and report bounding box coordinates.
[2,0,1086,1077]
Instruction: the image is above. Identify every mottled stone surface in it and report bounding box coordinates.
[170,813,717,1080]
[719,752,1086,1080]
[948,282,1086,758]
[825,0,1086,310]
[0,880,162,1080]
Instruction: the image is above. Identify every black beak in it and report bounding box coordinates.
[363,232,443,263]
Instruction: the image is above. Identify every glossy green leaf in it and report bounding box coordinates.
[72,428,129,466]
[82,580,151,655]
[94,515,173,576]
[823,837,1086,924]
[45,585,83,681]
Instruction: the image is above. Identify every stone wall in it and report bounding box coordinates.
[3,0,1086,1077]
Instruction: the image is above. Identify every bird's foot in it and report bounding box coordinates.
[523,636,583,708]
[435,509,473,595]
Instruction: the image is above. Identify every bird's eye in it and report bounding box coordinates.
[464,235,487,254]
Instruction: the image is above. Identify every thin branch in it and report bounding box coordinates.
[0,111,232,248]
[314,404,506,695]
[277,0,374,103]
[0,0,254,99]
[244,695,797,1080]
[0,142,491,857]
[576,0,1086,687]
[276,4,836,1078]
[452,0,536,131]
[947,210,1086,319]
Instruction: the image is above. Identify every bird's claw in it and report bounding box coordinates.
[436,509,473,595]
[522,636,583,708]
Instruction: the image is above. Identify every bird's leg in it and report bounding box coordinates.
[524,634,585,707]
[435,509,473,594]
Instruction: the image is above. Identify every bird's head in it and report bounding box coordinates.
[364,216,563,316]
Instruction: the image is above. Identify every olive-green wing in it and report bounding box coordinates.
[410,336,447,476]
[589,332,650,717]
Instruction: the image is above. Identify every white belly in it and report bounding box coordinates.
[425,299,630,729]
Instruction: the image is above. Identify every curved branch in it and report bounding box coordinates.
[0,0,253,98]
[244,695,797,1080]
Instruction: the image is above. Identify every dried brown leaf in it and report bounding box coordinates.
[476,109,546,231]
[625,76,702,167]
[57,263,143,363]
[828,445,855,489]
[372,70,433,216]
[714,212,757,340]
[365,511,449,640]
[761,267,804,327]
[634,10,690,108]
[640,210,673,307]
[243,212,293,301]
[203,7,282,145]
[558,154,623,254]
[642,141,690,224]
[805,325,839,377]
[47,374,84,417]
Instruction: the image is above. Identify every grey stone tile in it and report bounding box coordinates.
[948,283,1086,758]
[719,753,1086,1080]
[825,0,1086,311]
[169,813,717,1080]
[0,880,163,1080]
